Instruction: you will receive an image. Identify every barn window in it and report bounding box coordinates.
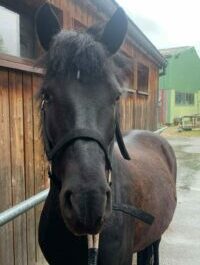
[123,73,134,91]
[0,6,21,57]
[0,1,63,59]
[137,63,149,94]
[175,92,194,105]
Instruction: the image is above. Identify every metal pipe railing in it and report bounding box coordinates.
[0,189,49,227]
[0,127,167,227]
[154,126,168,134]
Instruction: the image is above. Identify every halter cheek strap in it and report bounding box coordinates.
[115,120,130,160]
[41,99,131,169]
[46,128,112,169]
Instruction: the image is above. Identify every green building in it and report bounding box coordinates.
[159,46,200,124]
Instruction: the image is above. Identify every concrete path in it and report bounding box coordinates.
[132,136,200,265]
[160,137,200,265]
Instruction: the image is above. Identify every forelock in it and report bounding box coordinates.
[46,30,109,82]
[42,28,132,90]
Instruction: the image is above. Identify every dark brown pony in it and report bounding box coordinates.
[36,3,176,265]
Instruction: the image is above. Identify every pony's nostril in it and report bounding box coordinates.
[64,191,73,210]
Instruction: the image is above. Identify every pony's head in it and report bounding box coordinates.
[36,3,130,235]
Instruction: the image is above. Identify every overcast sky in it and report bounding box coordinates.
[116,0,200,56]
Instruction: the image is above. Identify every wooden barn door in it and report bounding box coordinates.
[134,94,148,130]
[0,66,48,265]
[120,93,135,132]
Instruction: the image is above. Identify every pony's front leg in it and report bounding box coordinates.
[98,238,133,265]
[98,214,134,265]
[39,187,88,265]
[153,238,161,265]
[137,238,161,265]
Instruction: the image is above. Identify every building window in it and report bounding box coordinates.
[137,63,149,93]
[123,73,134,91]
[0,2,63,59]
[175,92,194,105]
[0,4,36,58]
[0,6,20,57]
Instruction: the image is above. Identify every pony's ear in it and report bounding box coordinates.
[101,8,128,55]
[35,2,61,51]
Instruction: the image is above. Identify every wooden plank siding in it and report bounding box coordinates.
[32,75,48,265]
[0,68,15,265]
[22,72,36,265]
[0,0,160,264]
[9,70,27,265]
[0,67,48,265]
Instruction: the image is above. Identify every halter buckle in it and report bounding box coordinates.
[108,170,112,186]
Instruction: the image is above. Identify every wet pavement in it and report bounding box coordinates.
[160,137,200,265]
[132,136,200,265]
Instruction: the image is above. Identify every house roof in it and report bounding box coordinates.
[159,46,192,58]
[159,46,200,92]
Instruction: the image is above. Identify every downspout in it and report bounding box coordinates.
[159,65,166,77]
[159,59,167,77]
[157,63,167,127]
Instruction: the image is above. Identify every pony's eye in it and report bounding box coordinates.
[116,95,120,102]
[115,91,121,102]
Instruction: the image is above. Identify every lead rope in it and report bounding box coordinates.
[87,234,100,265]
[87,171,111,265]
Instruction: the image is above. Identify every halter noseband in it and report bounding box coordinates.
[46,127,113,168]
[41,97,130,172]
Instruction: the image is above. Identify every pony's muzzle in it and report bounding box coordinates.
[60,186,111,235]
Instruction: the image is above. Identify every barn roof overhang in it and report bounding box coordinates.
[22,0,167,68]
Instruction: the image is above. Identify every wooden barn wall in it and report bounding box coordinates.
[0,67,48,265]
[0,1,159,265]
[119,58,158,132]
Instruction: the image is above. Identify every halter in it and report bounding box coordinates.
[41,94,130,171]
[40,83,154,265]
